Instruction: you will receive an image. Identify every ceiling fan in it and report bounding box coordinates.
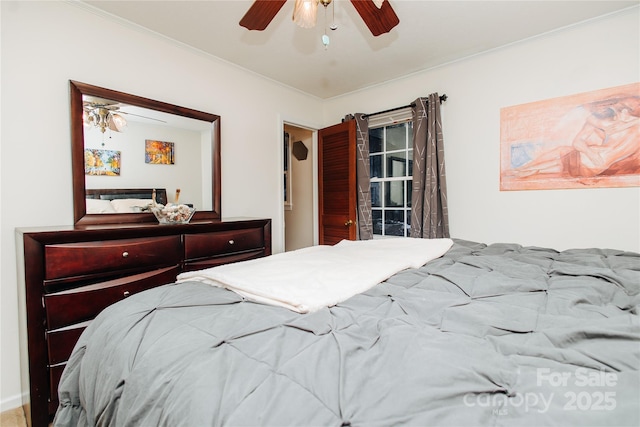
[83,100,166,134]
[83,101,127,134]
[239,0,400,37]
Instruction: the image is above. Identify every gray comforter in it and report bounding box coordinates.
[54,239,640,426]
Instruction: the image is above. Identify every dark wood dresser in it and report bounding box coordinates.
[16,219,271,427]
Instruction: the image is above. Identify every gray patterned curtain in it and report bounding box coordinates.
[344,113,373,240]
[410,94,450,238]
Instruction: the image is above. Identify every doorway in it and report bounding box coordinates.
[283,123,315,251]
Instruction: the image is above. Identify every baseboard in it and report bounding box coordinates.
[0,392,26,413]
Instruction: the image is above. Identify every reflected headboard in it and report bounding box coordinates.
[86,188,168,205]
[85,188,168,214]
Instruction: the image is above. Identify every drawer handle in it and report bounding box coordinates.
[228,240,235,245]
[123,291,130,298]
[122,251,129,258]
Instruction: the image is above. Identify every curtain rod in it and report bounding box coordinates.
[362,94,448,120]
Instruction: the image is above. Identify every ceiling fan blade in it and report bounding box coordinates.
[350,0,399,36]
[119,111,167,123]
[239,0,287,31]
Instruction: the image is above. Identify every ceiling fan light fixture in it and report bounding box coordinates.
[293,0,318,28]
[96,108,111,133]
[84,105,128,134]
[82,110,93,128]
[108,113,127,132]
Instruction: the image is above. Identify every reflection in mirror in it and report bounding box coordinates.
[70,81,221,225]
[83,98,212,211]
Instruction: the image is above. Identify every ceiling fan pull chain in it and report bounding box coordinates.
[322,0,330,49]
[330,0,337,30]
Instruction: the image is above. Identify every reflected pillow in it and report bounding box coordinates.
[86,199,117,214]
[110,198,153,213]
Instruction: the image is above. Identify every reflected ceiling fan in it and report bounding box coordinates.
[83,100,166,134]
[239,0,399,37]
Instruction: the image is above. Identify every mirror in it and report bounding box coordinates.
[70,81,221,225]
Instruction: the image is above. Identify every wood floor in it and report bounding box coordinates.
[0,407,27,427]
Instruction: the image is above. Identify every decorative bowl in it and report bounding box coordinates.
[151,204,195,224]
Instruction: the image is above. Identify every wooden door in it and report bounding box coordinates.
[318,120,357,245]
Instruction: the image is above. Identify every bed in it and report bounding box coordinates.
[53,238,639,426]
[85,188,168,213]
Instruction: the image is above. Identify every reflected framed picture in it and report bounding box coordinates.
[84,149,121,176]
[145,140,175,165]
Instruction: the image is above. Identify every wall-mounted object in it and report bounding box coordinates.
[145,140,175,165]
[292,140,309,161]
[84,149,121,176]
[500,82,639,190]
[70,80,221,225]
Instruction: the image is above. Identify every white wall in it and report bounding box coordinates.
[324,7,640,253]
[0,0,323,410]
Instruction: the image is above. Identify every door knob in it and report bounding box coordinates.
[344,219,354,227]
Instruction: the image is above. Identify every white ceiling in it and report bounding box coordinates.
[82,0,638,99]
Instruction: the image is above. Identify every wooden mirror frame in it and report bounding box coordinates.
[70,81,221,225]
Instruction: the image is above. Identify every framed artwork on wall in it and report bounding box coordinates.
[145,139,175,165]
[500,82,639,190]
[84,149,121,176]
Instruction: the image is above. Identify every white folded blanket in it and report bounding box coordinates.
[176,237,454,313]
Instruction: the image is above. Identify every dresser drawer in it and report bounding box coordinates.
[47,322,87,365]
[49,364,65,412]
[183,249,266,272]
[44,236,182,280]
[45,266,179,330]
[184,228,265,261]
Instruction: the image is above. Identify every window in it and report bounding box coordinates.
[369,121,413,237]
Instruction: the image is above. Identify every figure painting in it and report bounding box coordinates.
[145,140,175,165]
[500,83,639,190]
[84,149,121,176]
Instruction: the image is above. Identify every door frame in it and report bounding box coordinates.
[278,116,320,251]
